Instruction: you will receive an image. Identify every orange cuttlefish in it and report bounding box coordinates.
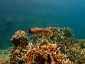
[28,27,53,36]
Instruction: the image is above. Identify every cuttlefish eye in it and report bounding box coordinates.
[28,28,32,33]
[27,28,33,36]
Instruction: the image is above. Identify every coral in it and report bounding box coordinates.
[29,27,73,45]
[26,42,73,64]
[64,42,85,64]
[10,30,29,64]
[11,30,28,48]
[8,27,85,64]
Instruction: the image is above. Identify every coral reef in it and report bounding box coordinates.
[26,41,73,64]
[1,26,85,64]
[10,30,29,64]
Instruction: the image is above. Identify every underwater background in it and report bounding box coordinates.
[0,0,85,49]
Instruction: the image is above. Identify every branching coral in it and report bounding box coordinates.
[10,30,29,64]
[11,30,28,48]
[9,27,85,64]
[26,42,73,64]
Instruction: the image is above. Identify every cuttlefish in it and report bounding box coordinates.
[28,27,53,36]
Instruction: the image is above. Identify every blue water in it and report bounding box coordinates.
[0,0,85,48]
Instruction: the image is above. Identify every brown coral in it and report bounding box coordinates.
[9,27,74,64]
[10,30,29,64]
[26,42,72,64]
[11,30,28,48]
